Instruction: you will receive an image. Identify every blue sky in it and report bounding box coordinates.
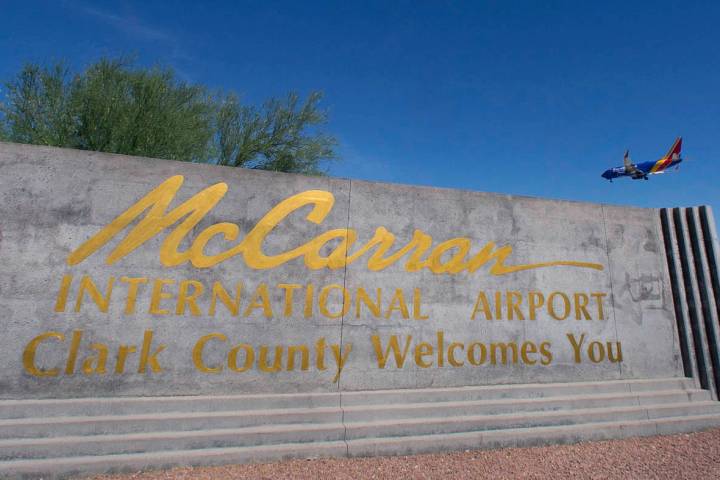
[2,0,719,215]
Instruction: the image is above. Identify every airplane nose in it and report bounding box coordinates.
[601,171,611,179]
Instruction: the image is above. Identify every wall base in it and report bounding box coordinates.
[1,378,718,478]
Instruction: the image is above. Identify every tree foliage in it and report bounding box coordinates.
[1,63,76,147]
[0,58,336,173]
[215,92,336,174]
[70,59,213,161]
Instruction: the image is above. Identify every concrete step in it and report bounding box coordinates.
[1,401,718,460]
[1,413,719,479]
[0,440,350,479]
[0,422,347,461]
[339,377,698,406]
[342,389,711,422]
[0,389,708,439]
[0,378,712,477]
[345,413,720,458]
[0,377,695,419]
[0,406,344,439]
[344,401,720,440]
[0,392,341,420]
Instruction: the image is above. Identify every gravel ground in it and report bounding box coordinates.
[90,428,720,480]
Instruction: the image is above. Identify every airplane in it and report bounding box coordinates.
[601,137,683,181]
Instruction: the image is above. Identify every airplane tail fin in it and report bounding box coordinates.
[623,150,632,168]
[665,137,682,160]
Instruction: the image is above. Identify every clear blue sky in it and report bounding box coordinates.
[2,1,719,215]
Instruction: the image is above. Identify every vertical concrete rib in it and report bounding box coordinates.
[687,207,720,399]
[673,208,713,394]
[660,208,696,379]
[699,206,720,324]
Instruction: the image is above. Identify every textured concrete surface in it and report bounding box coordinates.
[0,142,684,399]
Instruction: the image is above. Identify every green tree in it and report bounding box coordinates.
[1,63,76,147]
[69,58,213,161]
[215,92,336,174]
[0,58,337,173]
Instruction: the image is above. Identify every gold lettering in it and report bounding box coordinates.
[356,287,381,318]
[364,229,433,272]
[74,276,114,313]
[68,175,228,267]
[566,333,585,363]
[209,281,243,316]
[115,345,137,374]
[258,345,282,372]
[414,342,434,368]
[228,343,254,372]
[371,334,412,368]
[591,292,607,319]
[149,279,175,315]
[65,330,83,375]
[303,230,353,269]
[304,284,315,318]
[67,175,229,267]
[607,342,623,363]
[425,238,471,273]
[318,284,350,319]
[539,341,553,365]
[193,333,227,373]
[412,288,429,320]
[470,291,492,320]
[241,191,335,269]
[506,291,525,320]
[54,274,73,312]
[278,283,301,316]
[448,342,464,367]
[243,284,273,318]
[330,343,352,382]
[467,342,487,366]
[315,337,327,371]
[548,291,571,320]
[82,343,109,375]
[588,341,605,363]
[287,345,310,371]
[23,332,64,377]
[574,293,591,320]
[138,330,165,373]
[528,291,544,320]
[385,289,410,319]
[66,176,605,276]
[176,280,204,316]
[120,277,148,314]
[521,341,537,365]
[436,331,445,367]
[490,342,518,365]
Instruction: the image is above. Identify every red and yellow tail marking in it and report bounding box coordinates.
[650,157,673,173]
[650,137,682,173]
[664,137,682,158]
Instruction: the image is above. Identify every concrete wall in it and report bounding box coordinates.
[0,143,686,399]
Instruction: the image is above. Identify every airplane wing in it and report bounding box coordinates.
[623,150,639,174]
